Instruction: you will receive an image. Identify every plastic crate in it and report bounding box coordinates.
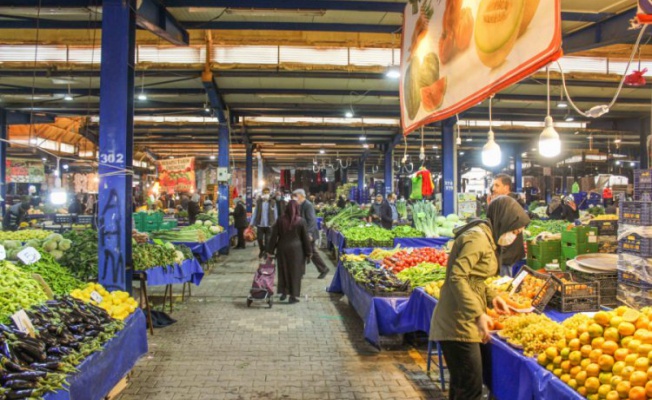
[372,238,395,248]
[619,201,652,225]
[561,226,598,245]
[561,242,599,259]
[569,268,617,299]
[527,239,561,260]
[549,295,601,312]
[346,239,371,248]
[618,233,652,258]
[634,169,652,190]
[633,188,652,202]
[511,266,558,313]
[617,281,652,308]
[600,294,619,307]
[588,220,618,236]
[617,253,652,285]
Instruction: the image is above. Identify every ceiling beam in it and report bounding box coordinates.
[136,0,189,46]
[563,8,644,54]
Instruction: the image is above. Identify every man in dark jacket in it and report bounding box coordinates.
[230,197,248,249]
[293,188,329,278]
[250,188,277,258]
[3,196,31,231]
[368,194,393,229]
[275,191,287,219]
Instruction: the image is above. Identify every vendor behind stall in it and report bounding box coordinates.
[367,194,392,229]
[561,195,579,222]
[3,196,31,231]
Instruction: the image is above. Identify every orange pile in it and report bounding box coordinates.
[536,306,652,399]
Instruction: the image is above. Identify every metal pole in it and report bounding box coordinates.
[384,146,393,196]
[97,0,136,293]
[441,119,456,215]
[218,124,230,253]
[357,159,365,203]
[514,150,523,193]
[0,109,6,216]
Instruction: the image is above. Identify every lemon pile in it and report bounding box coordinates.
[424,280,444,299]
[71,283,138,321]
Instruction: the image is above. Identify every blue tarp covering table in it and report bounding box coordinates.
[136,258,204,286]
[44,309,148,400]
[393,237,450,248]
[174,231,229,262]
[317,217,323,230]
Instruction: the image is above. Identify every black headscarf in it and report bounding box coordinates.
[486,195,530,243]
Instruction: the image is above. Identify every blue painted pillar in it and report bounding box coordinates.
[384,146,393,196]
[441,120,456,216]
[0,109,6,216]
[514,150,523,193]
[357,159,365,203]
[97,0,135,293]
[245,144,253,212]
[218,124,230,233]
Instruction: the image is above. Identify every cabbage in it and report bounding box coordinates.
[445,214,460,222]
[25,239,42,249]
[435,216,447,226]
[3,240,21,249]
[442,221,456,229]
[195,221,203,226]
[209,226,221,234]
[50,250,64,260]
[59,239,72,251]
[47,233,64,243]
[204,220,213,227]
[42,240,58,252]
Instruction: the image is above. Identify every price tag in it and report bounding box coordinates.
[510,271,528,296]
[588,234,597,243]
[0,245,5,261]
[17,247,41,265]
[493,276,513,287]
[90,291,104,303]
[11,310,35,338]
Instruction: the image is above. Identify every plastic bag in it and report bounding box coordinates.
[244,226,256,242]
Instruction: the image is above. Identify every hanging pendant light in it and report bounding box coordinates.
[482,95,501,167]
[539,67,561,158]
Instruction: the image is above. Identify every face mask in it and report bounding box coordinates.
[276,196,281,201]
[498,231,518,246]
[262,194,270,200]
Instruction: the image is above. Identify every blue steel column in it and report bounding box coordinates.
[384,146,393,196]
[514,150,523,193]
[357,159,365,203]
[97,0,135,293]
[245,144,253,212]
[218,124,230,249]
[0,109,6,216]
[441,119,456,216]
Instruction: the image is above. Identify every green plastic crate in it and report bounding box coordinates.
[562,242,599,260]
[527,240,561,262]
[561,226,598,245]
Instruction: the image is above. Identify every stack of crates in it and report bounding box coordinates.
[618,170,652,308]
[526,239,563,270]
[133,212,163,232]
[160,218,178,230]
[561,226,599,260]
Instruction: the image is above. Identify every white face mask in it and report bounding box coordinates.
[262,194,270,200]
[498,231,518,246]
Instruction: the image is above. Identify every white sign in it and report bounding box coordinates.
[0,245,6,261]
[510,271,528,296]
[90,291,104,304]
[11,310,36,338]
[17,247,41,265]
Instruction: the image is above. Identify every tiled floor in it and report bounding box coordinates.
[119,245,444,400]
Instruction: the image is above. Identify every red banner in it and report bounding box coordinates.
[400,0,562,134]
[638,0,652,23]
[156,157,196,194]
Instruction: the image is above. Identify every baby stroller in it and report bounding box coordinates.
[247,257,275,308]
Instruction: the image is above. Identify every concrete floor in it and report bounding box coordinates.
[118,245,445,400]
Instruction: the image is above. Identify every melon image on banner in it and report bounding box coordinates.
[400,0,562,135]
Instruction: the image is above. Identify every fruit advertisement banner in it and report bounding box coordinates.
[6,159,45,183]
[638,0,652,23]
[156,157,196,194]
[401,0,562,134]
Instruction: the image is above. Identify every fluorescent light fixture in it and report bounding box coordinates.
[256,93,306,99]
[565,115,574,122]
[630,162,635,166]
[466,137,473,142]
[225,8,326,17]
[615,161,621,165]
[209,155,216,160]
[539,116,561,158]
[614,138,621,144]
[363,143,369,149]
[521,152,527,157]
[63,93,73,101]
[482,130,501,167]
[432,145,437,149]
[359,135,366,141]
[345,111,354,118]
[41,157,47,162]
[459,119,587,129]
[557,101,568,108]
[137,92,147,101]
[385,68,400,79]
[49,188,67,205]
[62,164,69,170]
[459,151,465,156]
[319,149,325,154]
[300,143,336,147]
[436,155,440,159]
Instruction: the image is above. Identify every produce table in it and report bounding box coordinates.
[137,258,204,286]
[43,309,148,400]
[229,225,237,238]
[173,231,230,262]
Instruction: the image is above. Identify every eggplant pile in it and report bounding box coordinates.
[343,260,410,294]
[0,297,124,399]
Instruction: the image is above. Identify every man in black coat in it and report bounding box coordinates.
[293,188,329,279]
[3,196,31,231]
[230,197,248,249]
[275,191,287,219]
[250,188,277,258]
[368,194,393,229]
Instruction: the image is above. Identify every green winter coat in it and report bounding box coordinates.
[430,222,498,343]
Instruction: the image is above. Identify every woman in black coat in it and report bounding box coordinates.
[231,197,248,249]
[188,193,201,225]
[266,200,312,304]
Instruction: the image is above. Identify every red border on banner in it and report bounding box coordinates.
[637,14,652,23]
[400,0,563,135]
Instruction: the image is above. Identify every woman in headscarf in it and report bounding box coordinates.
[560,195,580,222]
[188,193,201,225]
[429,196,530,400]
[266,200,312,304]
[546,196,564,220]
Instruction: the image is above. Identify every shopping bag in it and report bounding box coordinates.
[244,226,256,242]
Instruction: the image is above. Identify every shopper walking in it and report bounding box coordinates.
[489,174,525,277]
[430,196,529,400]
[275,191,287,219]
[293,188,330,278]
[266,200,312,304]
[250,188,277,258]
[188,193,201,225]
[231,197,248,249]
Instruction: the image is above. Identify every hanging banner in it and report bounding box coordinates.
[638,0,652,23]
[156,157,196,194]
[6,159,45,183]
[400,0,562,134]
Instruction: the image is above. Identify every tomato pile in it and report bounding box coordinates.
[381,247,449,273]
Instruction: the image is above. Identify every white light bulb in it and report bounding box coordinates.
[385,68,400,79]
[539,116,561,158]
[481,130,501,167]
[345,111,353,118]
[138,92,147,101]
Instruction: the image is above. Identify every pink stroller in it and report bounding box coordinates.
[247,257,275,308]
